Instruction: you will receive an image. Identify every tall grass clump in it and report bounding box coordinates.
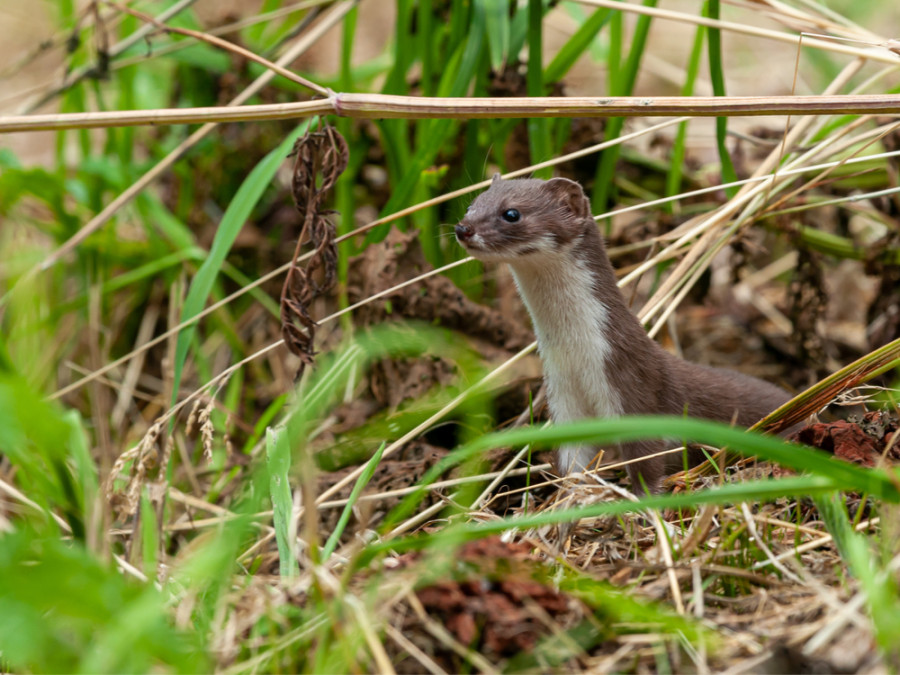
[2,0,900,671]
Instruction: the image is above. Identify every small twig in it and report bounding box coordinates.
[105,0,329,96]
[18,0,351,279]
[740,503,804,584]
[345,595,396,675]
[472,445,534,510]
[751,517,880,570]
[384,623,447,675]
[18,0,199,113]
[406,592,499,674]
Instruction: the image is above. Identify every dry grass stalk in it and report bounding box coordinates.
[578,0,900,63]
[49,117,684,404]
[10,1,900,669]
[636,59,865,333]
[4,93,900,133]
[11,0,196,112]
[104,0,328,95]
[0,0,331,100]
[26,0,354,277]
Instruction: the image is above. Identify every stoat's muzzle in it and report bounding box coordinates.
[454,222,474,242]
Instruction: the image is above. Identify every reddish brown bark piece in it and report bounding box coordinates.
[417,578,575,655]
[456,537,536,562]
[792,420,879,466]
[412,537,582,657]
[789,411,899,465]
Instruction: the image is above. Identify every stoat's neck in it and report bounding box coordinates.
[509,250,610,357]
[507,231,648,365]
[507,233,640,423]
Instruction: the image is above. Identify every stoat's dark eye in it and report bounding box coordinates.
[501,209,521,223]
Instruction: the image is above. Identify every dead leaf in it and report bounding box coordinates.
[280,124,349,377]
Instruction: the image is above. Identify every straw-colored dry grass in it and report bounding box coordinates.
[2,0,900,672]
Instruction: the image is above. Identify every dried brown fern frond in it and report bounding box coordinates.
[280,123,348,377]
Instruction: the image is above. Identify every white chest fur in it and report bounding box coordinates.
[509,253,623,472]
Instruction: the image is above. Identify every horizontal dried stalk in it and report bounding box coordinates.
[4,93,900,133]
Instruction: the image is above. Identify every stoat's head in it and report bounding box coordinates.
[455,175,594,262]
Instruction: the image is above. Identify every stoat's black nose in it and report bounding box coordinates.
[455,223,473,240]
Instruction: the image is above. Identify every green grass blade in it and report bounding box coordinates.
[267,427,298,578]
[321,442,386,561]
[607,9,622,93]
[102,247,205,296]
[170,122,309,411]
[593,0,658,215]
[482,0,511,72]
[666,23,706,208]
[813,492,855,562]
[527,0,551,178]
[372,10,485,241]
[382,0,414,95]
[545,8,611,83]
[63,410,98,542]
[368,475,846,565]
[488,417,899,497]
[0,529,208,673]
[242,394,288,455]
[0,373,90,536]
[382,415,899,532]
[417,0,435,96]
[843,531,900,665]
[705,0,738,195]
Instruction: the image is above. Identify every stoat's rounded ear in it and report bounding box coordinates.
[491,173,502,186]
[544,177,591,219]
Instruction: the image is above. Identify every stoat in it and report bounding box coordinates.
[455,175,790,492]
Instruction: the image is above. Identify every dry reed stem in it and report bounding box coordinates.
[49,117,684,403]
[578,0,900,64]
[384,623,447,675]
[28,0,354,277]
[105,0,328,95]
[14,0,199,113]
[4,93,900,133]
[6,0,900,128]
[639,59,864,326]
